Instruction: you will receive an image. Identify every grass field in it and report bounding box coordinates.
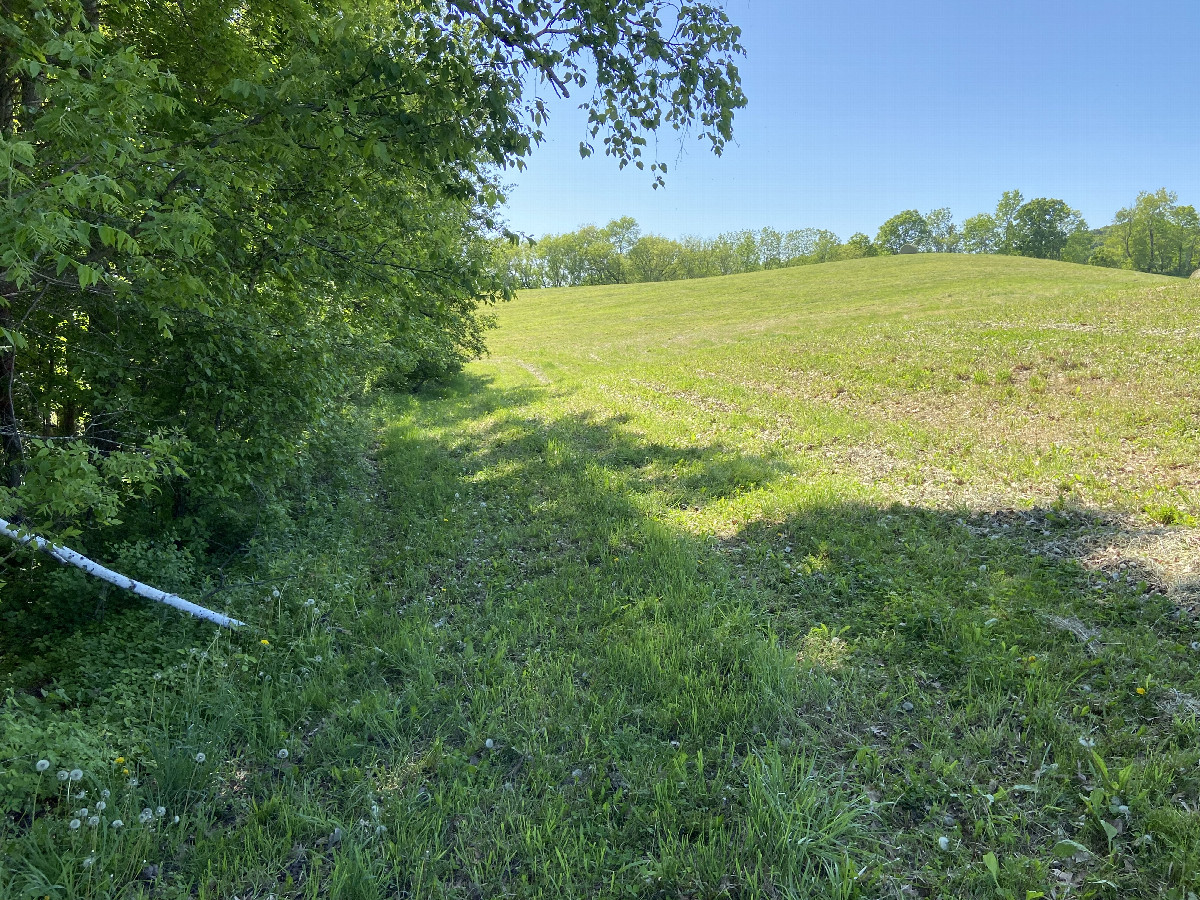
[3,254,1200,898]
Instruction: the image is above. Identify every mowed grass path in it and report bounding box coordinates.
[377,255,1200,896]
[4,255,1199,899]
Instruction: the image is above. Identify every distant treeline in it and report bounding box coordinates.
[498,188,1199,288]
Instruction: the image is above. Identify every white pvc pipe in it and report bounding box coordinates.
[1,517,246,628]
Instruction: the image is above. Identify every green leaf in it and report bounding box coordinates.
[1052,839,1092,859]
[983,851,999,882]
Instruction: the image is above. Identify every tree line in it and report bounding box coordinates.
[498,188,1199,288]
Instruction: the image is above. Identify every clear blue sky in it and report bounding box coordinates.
[501,0,1200,240]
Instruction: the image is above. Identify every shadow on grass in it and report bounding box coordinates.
[366,371,1200,898]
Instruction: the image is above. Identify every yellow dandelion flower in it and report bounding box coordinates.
[260,639,270,646]
[115,757,125,764]
[1136,687,1146,695]
[122,767,129,775]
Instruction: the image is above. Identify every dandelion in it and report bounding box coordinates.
[375,824,387,835]
[155,807,166,817]
[100,790,110,799]
[260,639,270,646]
[195,752,206,764]
[69,769,83,782]
[82,856,96,868]
[36,760,50,772]
[371,803,380,818]
[313,655,322,663]
[58,770,70,781]
[128,777,138,787]
[87,816,99,827]
[78,808,88,817]
[938,836,950,851]
[122,767,129,775]
[277,749,289,759]
[153,673,162,681]
[172,816,180,824]
[1136,687,1146,695]
[272,588,280,599]
[305,599,316,606]
[484,738,494,749]
[111,819,124,829]
[1078,736,1096,748]
[139,809,153,824]
[69,819,81,830]
[96,801,106,812]
[115,757,125,764]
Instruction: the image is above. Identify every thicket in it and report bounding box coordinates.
[501,188,1199,288]
[0,0,744,624]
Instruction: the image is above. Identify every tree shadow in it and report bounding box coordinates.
[362,371,1200,890]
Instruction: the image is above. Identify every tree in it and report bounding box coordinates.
[924,208,960,253]
[993,189,1025,254]
[961,213,999,254]
[876,210,931,254]
[0,0,746,551]
[1111,189,1200,276]
[836,233,877,260]
[627,235,683,282]
[1009,198,1086,260]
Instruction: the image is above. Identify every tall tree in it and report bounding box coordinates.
[876,210,931,254]
[1111,189,1200,276]
[1009,198,1086,260]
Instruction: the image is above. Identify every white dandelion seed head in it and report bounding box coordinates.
[95,800,106,811]
[82,856,95,868]
[938,836,950,851]
[305,598,316,606]
[58,770,70,781]
[111,819,124,829]
[313,655,322,662]
[1078,736,1096,748]
[484,738,494,749]
[276,749,289,759]
[172,815,180,824]
[194,752,206,764]
[153,672,162,681]
[375,824,387,835]
[272,588,280,598]
[87,816,99,827]
[69,818,81,830]
[139,809,153,824]
[155,806,166,817]
[36,759,50,772]
[127,777,138,787]
[69,769,83,782]
[78,808,88,817]
[101,789,110,799]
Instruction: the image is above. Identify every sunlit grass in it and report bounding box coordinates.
[3,255,1199,898]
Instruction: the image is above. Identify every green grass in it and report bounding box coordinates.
[3,254,1200,898]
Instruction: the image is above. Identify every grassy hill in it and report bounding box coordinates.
[3,255,1199,899]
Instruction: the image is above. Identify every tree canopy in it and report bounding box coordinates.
[0,0,746,549]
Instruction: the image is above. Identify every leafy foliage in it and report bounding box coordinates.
[0,0,746,553]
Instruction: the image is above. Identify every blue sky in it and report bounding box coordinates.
[501,0,1200,241]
